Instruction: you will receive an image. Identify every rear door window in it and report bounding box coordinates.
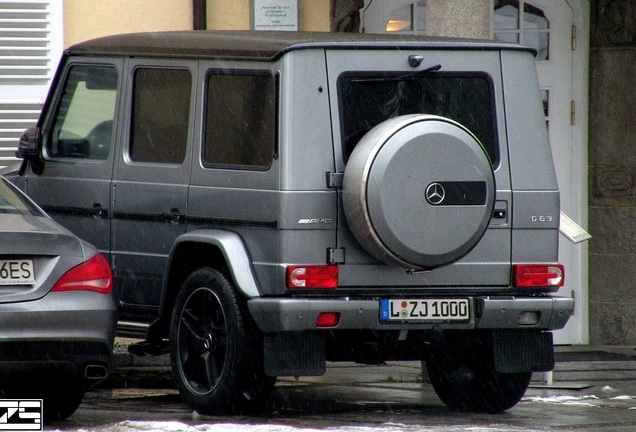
[129,68,191,164]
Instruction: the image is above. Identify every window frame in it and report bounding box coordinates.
[493,0,550,61]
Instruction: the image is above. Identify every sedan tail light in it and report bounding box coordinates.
[52,253,113,294]
[513,264,564,288]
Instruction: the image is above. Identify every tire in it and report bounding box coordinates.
[8,377,84,421]
[169,267,273,415]
[343,114,495,269]
[43,379,85,421]
[426,334,531,413]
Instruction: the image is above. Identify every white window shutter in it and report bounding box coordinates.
[0,0,62,167]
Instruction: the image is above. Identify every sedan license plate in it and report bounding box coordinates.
[380,298,470,322]
[0,259,35,285]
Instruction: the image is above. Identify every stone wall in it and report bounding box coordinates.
[589,0,636,344]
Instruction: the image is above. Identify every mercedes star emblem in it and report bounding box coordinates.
[425,182,445,205]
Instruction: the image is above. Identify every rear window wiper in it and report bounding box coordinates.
[349,64,442,83]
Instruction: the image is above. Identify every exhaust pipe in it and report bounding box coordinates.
[84,364,108,380]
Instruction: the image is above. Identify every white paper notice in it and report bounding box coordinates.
[254,0,298,31]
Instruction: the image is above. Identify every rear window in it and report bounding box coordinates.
[338,72,499,165]
[0,178,42,216]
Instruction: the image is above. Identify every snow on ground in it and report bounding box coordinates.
[49,420,546,432]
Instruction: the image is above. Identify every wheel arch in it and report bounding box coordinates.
[149,229,261,342]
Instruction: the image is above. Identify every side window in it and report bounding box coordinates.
[129,68,191,164]
[203,71,276,169]
[48,65,118,160]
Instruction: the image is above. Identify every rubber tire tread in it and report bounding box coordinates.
[426,335,531,413]
[8,377,84,421]
[169,267,272,415]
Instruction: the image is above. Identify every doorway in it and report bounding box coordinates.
[494,0,589,345]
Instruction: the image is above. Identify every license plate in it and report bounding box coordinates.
[380,298,470,322]
[0,259,35,285]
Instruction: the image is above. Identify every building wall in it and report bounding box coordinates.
[299,0,330,31]
[206,0,250,30]
[64,0,330,47]
[589,0,636,344]
[63,0,193,47]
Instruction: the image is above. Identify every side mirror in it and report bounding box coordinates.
[16,127,41,159]
[16,127,44,175]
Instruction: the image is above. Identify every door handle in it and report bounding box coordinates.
[91,203,108,218]
[163,208,185,224]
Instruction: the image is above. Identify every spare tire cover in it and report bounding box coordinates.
[343,114,495,269]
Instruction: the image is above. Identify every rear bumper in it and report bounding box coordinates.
[0,290,117,382]
[248,295,574,333]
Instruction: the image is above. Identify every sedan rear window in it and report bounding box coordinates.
[0,178,42,216]
[338,72,499,165]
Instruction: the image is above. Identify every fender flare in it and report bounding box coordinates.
[165,229,261,298]
[146,229,261,344]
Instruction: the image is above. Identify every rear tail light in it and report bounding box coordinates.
[286,265,338,288]
[513,264,564,288]
[52,253,113,294]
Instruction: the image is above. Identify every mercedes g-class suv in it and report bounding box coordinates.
[10,31,574,414]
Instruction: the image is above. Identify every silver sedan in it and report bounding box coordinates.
[0,175,117,421]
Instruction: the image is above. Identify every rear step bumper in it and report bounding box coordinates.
[248,295,574,333]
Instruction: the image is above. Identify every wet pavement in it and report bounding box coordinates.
[49,343,636,431]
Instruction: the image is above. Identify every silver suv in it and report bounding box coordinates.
[10,31,574,414]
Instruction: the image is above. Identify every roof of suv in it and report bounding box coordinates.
[68,30,532,61]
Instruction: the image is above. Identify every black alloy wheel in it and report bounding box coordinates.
[169,267,273,415]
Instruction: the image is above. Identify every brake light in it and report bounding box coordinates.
[513,264,564,288]
[286,265,338,288]
[52,253,113,294]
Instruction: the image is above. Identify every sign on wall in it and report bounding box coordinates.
[253,0,298,31]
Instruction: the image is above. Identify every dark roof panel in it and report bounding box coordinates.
[68,31,531,60]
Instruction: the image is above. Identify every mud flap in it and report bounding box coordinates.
[263,331,326,377]
[493,330,554,373]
